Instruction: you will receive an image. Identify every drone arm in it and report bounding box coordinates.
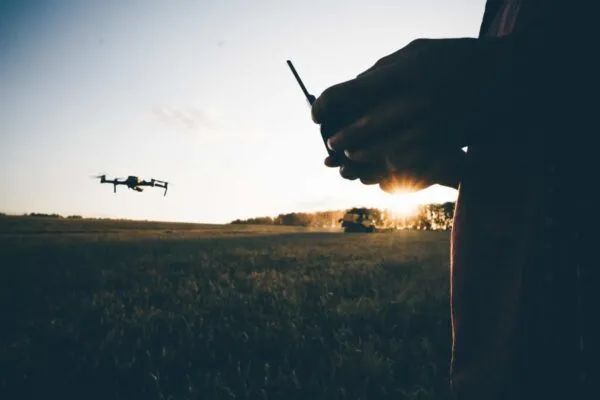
[142,181,167,195]
[100,179,115,184]
[149,180,168,195]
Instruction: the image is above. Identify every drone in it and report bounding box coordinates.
[93,175,169,196]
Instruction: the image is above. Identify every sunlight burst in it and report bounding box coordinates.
[371,183,458,220]
[379,193,420,218]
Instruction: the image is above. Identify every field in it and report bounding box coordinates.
[0,216,453,400]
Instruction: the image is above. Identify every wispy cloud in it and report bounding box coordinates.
[152,104,274,144]
[152,105,221,134]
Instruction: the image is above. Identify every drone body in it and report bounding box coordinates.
[95,175,169,196]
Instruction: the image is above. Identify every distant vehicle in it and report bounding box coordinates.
[339,208,376,233]
[92,174,169,196]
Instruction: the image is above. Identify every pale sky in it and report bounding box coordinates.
[0,0,486,223]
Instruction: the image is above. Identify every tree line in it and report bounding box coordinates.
[230,202,456,231]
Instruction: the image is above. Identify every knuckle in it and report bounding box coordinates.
[360,177,378,185]
[351,115,370,133]
[311,108,321,123]
[408,38,425,48]
[311,85,343,123]
[350,150,365,162]
[340,168,356,180]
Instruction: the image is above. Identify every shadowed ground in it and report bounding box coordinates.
[0,216,452,400]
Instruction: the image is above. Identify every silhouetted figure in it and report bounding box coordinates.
[311,1,596,399]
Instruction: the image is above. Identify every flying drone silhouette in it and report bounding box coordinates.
[93,175,169,196]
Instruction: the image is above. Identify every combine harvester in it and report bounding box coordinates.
[338,208,377,233]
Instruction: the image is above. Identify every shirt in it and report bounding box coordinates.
[449,1,595,399]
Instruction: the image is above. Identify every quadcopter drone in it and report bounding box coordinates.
[93,175,169,196]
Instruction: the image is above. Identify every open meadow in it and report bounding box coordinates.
[0,216,452,400]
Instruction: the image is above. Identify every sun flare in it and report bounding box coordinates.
[371,184,458,219]
[379,193,421,218]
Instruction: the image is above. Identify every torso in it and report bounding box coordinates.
[449,1,587,399]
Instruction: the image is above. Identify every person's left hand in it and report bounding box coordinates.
[311,37,496,192]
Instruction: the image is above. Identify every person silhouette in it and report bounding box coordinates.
[311,1,596,399]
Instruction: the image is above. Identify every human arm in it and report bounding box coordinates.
[310,1,585,193]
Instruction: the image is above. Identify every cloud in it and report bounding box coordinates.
[152,105,221,134]
[151,104,272,143]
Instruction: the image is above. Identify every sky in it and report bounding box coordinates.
[0,0,486,224]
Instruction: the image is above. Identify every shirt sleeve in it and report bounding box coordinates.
[472,1,591,148]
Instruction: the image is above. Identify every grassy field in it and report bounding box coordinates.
[0,216,453,400]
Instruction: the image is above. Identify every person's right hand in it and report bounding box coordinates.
[311,37,494,193]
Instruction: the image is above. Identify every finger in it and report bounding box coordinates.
[338,161,383,181]
[355,38,472,94]
[339,164,359,180]
[327,94,431,152]
[360,177,382,185]
[324,155,342,167]
[344,123,433,165]
[342,134,443,189]
[359,168,389,185]
[321,121,357,146]
[345,99,472,167]
[313,40,431,125]
[311,80,368,125]
[339,160,389,185]
[311,51,424,127]
[315,38,474,128]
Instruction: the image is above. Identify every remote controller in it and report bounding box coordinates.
[286,60,346,163]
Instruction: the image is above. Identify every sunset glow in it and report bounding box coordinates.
[0,1,483,223]
[380,194,421,217]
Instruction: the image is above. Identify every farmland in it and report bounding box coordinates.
[0,216,453,400]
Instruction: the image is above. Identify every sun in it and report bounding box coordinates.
[380,193,421,218]
[372,184,459,218]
